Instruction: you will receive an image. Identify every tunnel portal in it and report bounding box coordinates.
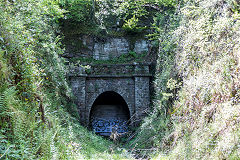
[68,63,151,135]
[90,91,130,136]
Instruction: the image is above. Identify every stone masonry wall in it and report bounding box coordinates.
[85,78,135,124]
[69,76,86,123]
[68,63,151,126]
[134,77,150,123]
[63,35,149,60]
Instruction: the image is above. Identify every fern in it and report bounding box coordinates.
[0,90,9,159]
[0,92,6,114]
[0,87,16,117]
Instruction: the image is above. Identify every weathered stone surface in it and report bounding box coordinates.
[134,40,149,54]
[93,38,129,60]
[69,77,86,123]
[68,63,152,127]
[63,34,150,60]
[85,78,135,122]
[134,77,150,123]
[68,63,151,77]
[63,34,94,58]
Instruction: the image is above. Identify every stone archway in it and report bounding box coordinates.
[89,91,130,136]
[68,63,151,128]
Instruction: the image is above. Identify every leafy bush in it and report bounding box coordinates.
[126,2,180,158]
[0,0,132,159]
[59,0,94,23]
[157,0,240,159]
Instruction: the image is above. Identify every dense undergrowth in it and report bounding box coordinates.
[0,0,131,159]
[154,0,240,159]
[2,0,240,159]
[127,0,240,159]
[125,1,180,157]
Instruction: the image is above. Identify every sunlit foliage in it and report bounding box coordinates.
[0,0,131,159]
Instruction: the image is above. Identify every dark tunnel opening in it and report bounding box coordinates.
[90,91,130,136]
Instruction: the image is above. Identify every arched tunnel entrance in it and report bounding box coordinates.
[90,91,130,136]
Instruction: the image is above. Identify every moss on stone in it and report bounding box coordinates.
[68,51,148,65]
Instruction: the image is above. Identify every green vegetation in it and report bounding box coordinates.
[59,0,95,23]
[0,0,131,159]
[117,0,240,159]
[124,1,180,158]
[69,51,147,65]
[60,0,178,35]
[2,0,240,159]
[160,0,240,159]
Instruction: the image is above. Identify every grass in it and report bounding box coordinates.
[154,0,240,159]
